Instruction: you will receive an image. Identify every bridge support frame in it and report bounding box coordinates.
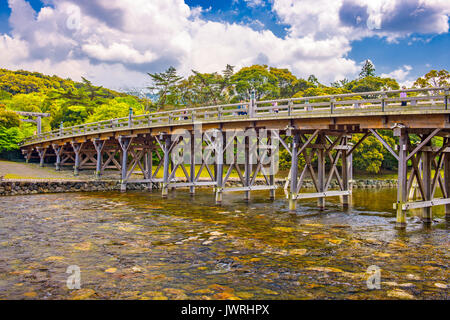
[394,128,450,228]
[71,142,83,176]
[52,144,63,171]
[118,136,133,192]
[161,134,171,198]
[36,146,47,167]
[287,130,352,212]
[93,139,106,179]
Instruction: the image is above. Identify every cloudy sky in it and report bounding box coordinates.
[0,0,449,90]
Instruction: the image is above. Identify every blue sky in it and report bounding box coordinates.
[0,0,449,89]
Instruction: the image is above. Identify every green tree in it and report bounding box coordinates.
[230,65,279,100]
[0,107,21,128]
[6,92,45,113]
[307,74,320,87]
[86,97,144,123]
[344,76,399,93]
[359,59,376,78]
[148,66,183,110]
[0,126,23,153]
[413,69,449,88]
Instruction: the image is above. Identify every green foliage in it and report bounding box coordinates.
[87,97,144,123]
[0,68,76,94]
[413,69,449,88]
[350,132,396,173]
[6,92,45,113]
[293,86,350,98]
[344,76,399,93]
[148,66,183,110]
[269,67,314,98]
[0,108,21,128]
[359,60,376,78]
[0,126,23,153]
[230,65,280,100]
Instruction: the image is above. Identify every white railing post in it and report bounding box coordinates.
[330,98,336,114]
[250,90,256,117]
[445,89,449,110]
[381,93,387,111]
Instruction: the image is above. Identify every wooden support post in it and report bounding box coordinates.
[52,144,62,171]
[422,147,433,225]
[289,132,299,211]
[93,139,105,179]
[145,148,153,190]
[244,135,250,201]
[71,142,83,176]
[162,135,171,198]
[445,153,450,222]
[36,116,42,135]
[342,139,350,208]
[190,132,195,195]
[118,136,132,192]
[36,147,46,167]
[396,130,408,229]
[269,132,275,200]
[216,131,224,204]
[317,135,325,210]
[24,149,32,163]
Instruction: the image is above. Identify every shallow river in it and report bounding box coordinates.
[0,188,448,300]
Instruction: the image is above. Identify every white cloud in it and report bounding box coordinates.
[1,0,448,90]
[243,0,265,8]
[381,65,413,81]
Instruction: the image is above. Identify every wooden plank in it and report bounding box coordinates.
[402,198,450,210]
[168,182,217,187]
[222,185,278,192]
[369,129,399,160]
[406,128,441,161]
[295,190,351,200]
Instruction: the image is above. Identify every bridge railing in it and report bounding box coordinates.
[21,87,449,145]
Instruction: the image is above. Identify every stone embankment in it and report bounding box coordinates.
[0,178,397,196]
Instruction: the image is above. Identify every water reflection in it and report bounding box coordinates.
[0,188,448,300]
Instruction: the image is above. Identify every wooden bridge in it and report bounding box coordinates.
[20,87,450,229]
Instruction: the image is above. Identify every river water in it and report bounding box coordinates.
[0,188,448,300]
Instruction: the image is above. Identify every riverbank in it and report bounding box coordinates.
[0,178,398,196]
[0,160,397,196]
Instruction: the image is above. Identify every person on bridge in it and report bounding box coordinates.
[238,100,247,115]
[400,86,408,106]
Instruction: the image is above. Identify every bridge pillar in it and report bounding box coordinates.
[71,142,83,176]
[422,143,433,225]
[445,154,450,222]
[317,134,326,210]
[342,138,352,208]
[93,139,106,179]
[52,144,63,171]
[118,136,132,192]
[395,129,408,229]
[215,131,224,204]
[36,147,46,167]
[36,116,42,135]
[162,134,171,198]
[145,147,153,190]
[189,132,195,195]
[269,131,275,200]
[244,135,251,201]
[289,132,299,211]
